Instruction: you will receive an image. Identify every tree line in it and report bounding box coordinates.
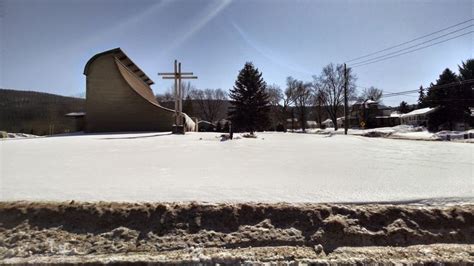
[157,58,473,133]
[416,58,473,131]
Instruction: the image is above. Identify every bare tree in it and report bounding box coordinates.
[293,80,313,132]
[156,81,195,103]
[266,84,284,130]
[359,86,383,102]
[189,88,228,122]
[180,81,195,99]
[267,84,283,106]
[284,77,298,131]
[311,89,325,128]
[313,63,357,131]
[156,90,174,103]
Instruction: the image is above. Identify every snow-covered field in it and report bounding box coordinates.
[1,132,472,203]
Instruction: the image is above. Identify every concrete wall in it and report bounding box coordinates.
[85,53,175,132]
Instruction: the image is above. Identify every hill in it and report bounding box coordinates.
[0,89,85,135]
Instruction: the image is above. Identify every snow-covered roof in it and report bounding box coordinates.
[65,112,85,117]
[354,99,378,105]
[198,120,214,125]
[322,119,332,124]
[401,107,437,118]
[390,112,401,117]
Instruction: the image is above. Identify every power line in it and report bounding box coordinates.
[346,18,473,63]
[355,85,397,94]
[349,24,473,66]
[350,30,473,68]
[382,93,419,98]
[383,91,418,96]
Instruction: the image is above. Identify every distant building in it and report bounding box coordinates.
[306,120,318,128]
[400,107,438,127]
[83,48,192,132]
[65,112,85,131]
[198,120,216,132]
[321,118,333,128]
[375,111,401,128]
[286,118,318,129]
[350,100,399,128]
[321,117,344,129]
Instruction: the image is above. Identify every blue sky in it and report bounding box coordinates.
[1,0,472,106]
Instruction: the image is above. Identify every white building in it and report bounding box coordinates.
[322,117,344,128]
[400,107,437,127]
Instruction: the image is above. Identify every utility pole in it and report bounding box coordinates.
[343,63,348,135]
[158,60,198,134]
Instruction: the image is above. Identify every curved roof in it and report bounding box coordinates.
[114,58,175,113]
[83,48,154,86]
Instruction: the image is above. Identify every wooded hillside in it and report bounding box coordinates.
[0,89,85,135]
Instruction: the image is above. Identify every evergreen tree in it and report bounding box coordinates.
[426,68,458,107]
[398,101,410,114]
[426,67,470,131]
[228,62,270,133]
[458,58,474,80]
[435,68,458,85]
[417,85,425,108]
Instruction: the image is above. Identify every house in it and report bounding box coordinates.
[321,117,344,128]
[321,118,333,128]
[400,107,438,127]
[349,100,399,128]
[286,118,318,129]
[306,120,318,129]
[375,111,401,128]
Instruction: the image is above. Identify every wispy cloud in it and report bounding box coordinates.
[63,0,172,53]
[231,21,312,75]
[160,0,232,56]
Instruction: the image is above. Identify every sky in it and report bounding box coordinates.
[1,0,472,106]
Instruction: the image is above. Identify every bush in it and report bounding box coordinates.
[276,123,285,132]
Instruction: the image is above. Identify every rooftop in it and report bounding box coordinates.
[83,48,154,86]
[401,107,437,117]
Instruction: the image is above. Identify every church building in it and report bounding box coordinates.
[83,48,187,132]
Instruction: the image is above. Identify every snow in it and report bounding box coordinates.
[1,132,39,139]
[183,113,196,131]
[390,112,401,118]
[401,107,437,117]
[1,132,472,203]
[65,112,85,117]
[310,125,434,139]
[310,125,474,142]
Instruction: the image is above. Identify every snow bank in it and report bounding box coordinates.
[0,132,39,139]
[309,125,474,142]
[309,125,474,141]
[1,201,473,263]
